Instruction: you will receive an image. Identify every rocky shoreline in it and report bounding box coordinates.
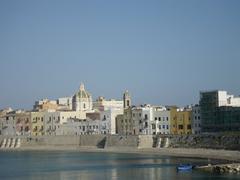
[197,163,240,174]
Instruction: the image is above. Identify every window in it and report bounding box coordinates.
[145,122,148,127]
[158,117,161,121]
[166,125,169,129]
[159,125,161,129]
[163,125,165,129]
[155,117,157,121]
[144,114,148,120]
[178,125,183,129]
[163,117,165,121]
[166,117,168,121]
[83,103,86,109]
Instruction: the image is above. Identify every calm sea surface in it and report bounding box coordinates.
[0,151,239,180]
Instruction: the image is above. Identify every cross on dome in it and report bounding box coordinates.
[80,83,85,91]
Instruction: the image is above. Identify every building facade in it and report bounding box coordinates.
[152,107,171,135]
[0,111,16,136]
[31,112,45,136]
[191,105,201,134]
[200,90,240,132]
[170,107,192,135]
[57,118,101,135]
[99,108,123,134]
[15,111,31,136]
[93,96,123,111]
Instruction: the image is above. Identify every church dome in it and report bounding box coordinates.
[72,83,93,111]
[74,84,91,99]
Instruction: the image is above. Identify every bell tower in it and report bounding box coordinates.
[123,90,131,109]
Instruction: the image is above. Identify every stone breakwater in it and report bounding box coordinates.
[198,164,240,174]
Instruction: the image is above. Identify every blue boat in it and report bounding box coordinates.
[177,164,194,171]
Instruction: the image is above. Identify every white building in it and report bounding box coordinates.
[57,97,73,110]
[99,108,123,134]
[139,105,154,135]
[131,105,170,135]
[44,111,86,135]
[72,84,93,111]
[56,118,101,135]
[0,111,16,136]
[191,105,201,134]
[93,96,123,111]
[152,106,171,135]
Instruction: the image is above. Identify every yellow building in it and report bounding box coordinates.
[30,112,45,136]
[170,107,192,135]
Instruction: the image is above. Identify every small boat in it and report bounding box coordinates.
[177,164,194,171]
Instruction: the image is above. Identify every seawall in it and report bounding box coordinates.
[0,134,240,151]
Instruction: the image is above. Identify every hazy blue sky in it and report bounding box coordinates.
[0,0,240,109]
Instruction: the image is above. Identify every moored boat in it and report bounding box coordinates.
[177,164,194,171]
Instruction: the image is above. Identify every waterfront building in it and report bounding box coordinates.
[0,108,13,135]
[115,114,123,135]
[93,96,123,111]
[72,84,93,111]
[138,105,154,135]
[200,90,240,132]
[152,106,171,135]
[131,107,143,135]
[170,106,192,135]
[191,105,201,134]
[44,111,86,136]
[0,111,16,136]
[115,90,134,135]
[56,117,101,135]
[99,108,123,134]
[30,111,45,136]
[115,108,134,135]
[15,111,31,136]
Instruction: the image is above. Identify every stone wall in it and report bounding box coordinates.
[155,134,240,150]
[138,135,154,148]
[105,135,139,149]
[1,134,239,150]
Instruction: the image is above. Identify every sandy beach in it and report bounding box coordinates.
[2,146,239,162]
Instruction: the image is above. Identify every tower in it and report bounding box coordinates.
[123,90,131,109]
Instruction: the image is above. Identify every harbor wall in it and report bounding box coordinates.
[0,134,240,150]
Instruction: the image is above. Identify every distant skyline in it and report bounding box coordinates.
[0,0,240,109]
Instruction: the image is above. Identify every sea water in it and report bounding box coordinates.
[0,151,239,180]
